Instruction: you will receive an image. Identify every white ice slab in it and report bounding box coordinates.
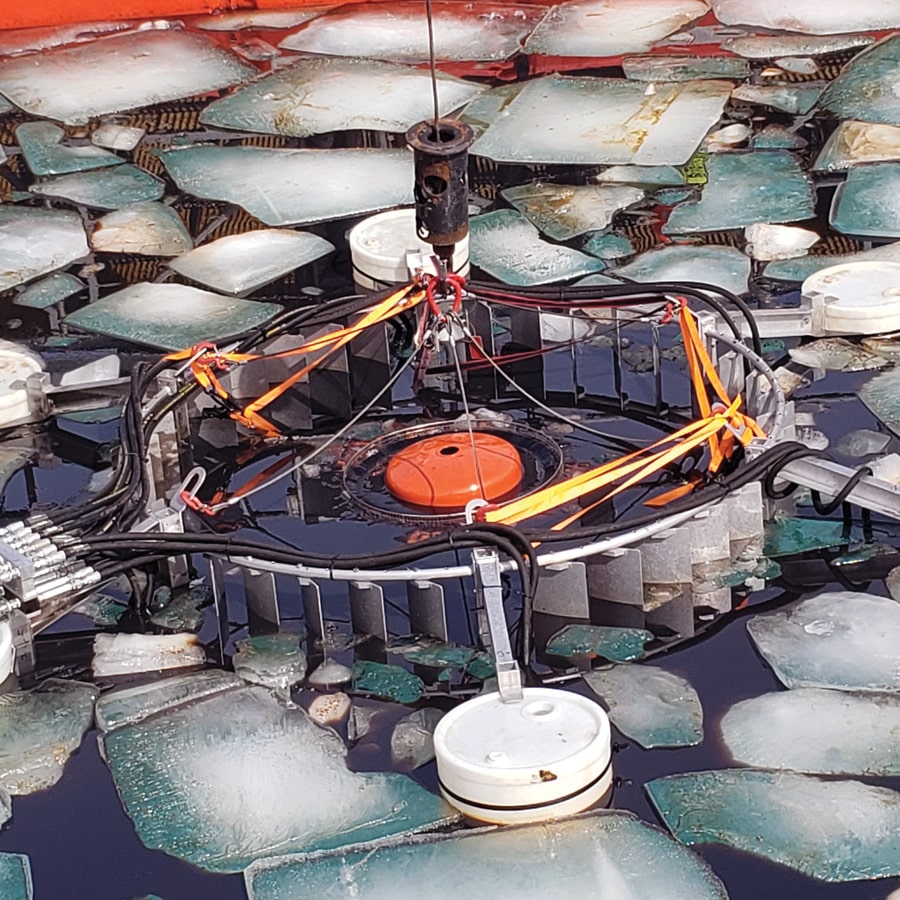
[470,76,732,166]
[0,30,256,125]
[747,591,900,692]
[92,633,206,677]
[160,145,413,226]
[710,0,900,34]
[190,9,325,30]
[0,207,88,293]
[744,223,818,261]
[523,0,708,58]
[169,229,333,295]
[90,202,192,257]
[91,123,145,152]
[201,57,482,138]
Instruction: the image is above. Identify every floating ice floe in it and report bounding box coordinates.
[723,33,874,58]
[815,121,900,172]
[169,229,334,296]
[201,58,483,138]
[789,337,889,372]
[835,428,892,457]
[307,659,353,689]
[860,367,900,436]
[469,209,606,285]
[245,810,729,900]
[710,0,900,33]
[233,634,308,695]
[583,233,634,261]
[720,688,900,776]
[647,768,900,882]
[0,30,255,125]
[887,565,900,601]
[764,240,900,282]
[149,594,206,633]
[90,202,192,257]
[391,708,445,769]
[30,165,164,210]
[622,55,749,82]
[0,207,88,293]
[501,183,644,241]
[102,684,457,873]
[191,8,325,30]
[730,83,822,115]
[584,664,703,748]
[73,592,127,626]
[280,1,542,62]
[0,854,32,900]
[352,661,425,704]
[64,282,282,351]
[15,121,122,176]
[470,76,732,166]
[388,637,495,679]
[546,623,652,662]
[349,704,383,741]
[664,151,814,234]
[612,244,750,295]
[92,633,206,677]
[160,146,413,227]
[744,223,818,261]
[821,36,900,127]
[0,679,97,794]
[523,0,708,58]
[14,272,84,310]
[91,123,145,152]
[763,515,851,557]
[747,591,900,692]
[750,125,807,151]
[831,163,900,238]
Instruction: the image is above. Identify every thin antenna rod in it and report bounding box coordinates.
[424,0,440,132]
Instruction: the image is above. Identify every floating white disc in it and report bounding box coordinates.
[0,340,42,426]
[804,261,900,335]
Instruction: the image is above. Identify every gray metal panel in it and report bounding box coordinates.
[242,568,280,634]
[349,580,387,641]
[8,609,34,679]
[207,555,229,665]
[688,504,731,564]
[637,527,692,584]
[300,578,324,640]
[532,561,589,618]
[645,586,695,638]
[586,547,643,607]
[407,579,448,641]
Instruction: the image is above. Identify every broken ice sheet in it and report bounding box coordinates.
[168,229,334,296]
[352,661,425,704]
[789,337,888,372]
[0,30,255,125]
[501,182,644,242]
[0,679,97,794]
[245,810,729,900]
[763,515,850,558]
[744,223,817,261]
[860,366,900,436]
[730,83,822,115]
[664,152,814,234]
[91,123,145,152]
[646,769,900,882]
[469,209,606,285]
[388,636,495,678]
[835,428,891,458]
[815,121,900,173]
[90,202,192,257]
[73,592,127,626]
[191,8,325,30]
[597,165,684,188]
[161,146,413,227]
[201,58,483,138]
[0,206,88,292]
[0,854,32,900]
[764,240,900,282]
[92,633,206,677]
[470,76,732,166]
[723,33,874,58]
[14,272,84,310]
[622,55,750,82]
[30,165,164,210]
[459,82,524,139]
[149,595,205,633]
[102,685,456,873]
[584,664,702,748]
[279,1,543,63]
[747,591,900,691]
[64,283,282,352]
[710,0,900,33]
[582,232,634,261]
[720,688,900,776]
[523,0,708,58]
[233,634,307,694]
[611,244,750,296]
[391,708,444,769]
[546,623,652,662]
[750,125,807,151]
[821,36,900,127]
[15,121,122,176]
[831,163,900,238]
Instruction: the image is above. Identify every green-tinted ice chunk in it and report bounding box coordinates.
[623,54,749,82]
[747,591,900,692]
[0,854,32,900]
[763,515,849,557]
[764,240,900,282]
[31,165,164,210]
[150,595,205,633]
[469,210,606,285]
[74,592,128,626]
[352,661,425,704]
[102,685,456,873]
[584,664,702,748]
[789,337,888,372]
[751,125,806,150]
[821,35,900,127]
[64,283,282,351]
[612,244,750,295]
[582,232,634,260]
[721,688,900,776]
[91,202,192,257]
[16,121,122,176]
[731,83,822,115]
[859,366,900,436]
[0,679,97,794]
[546,623,652,662]
[14,273,84,309]
[245,810,728,900]
[664,152,814,234]
[831,162,900,238]
[388,637,474,669]
[646,768,900,882]
[233,634,307,694]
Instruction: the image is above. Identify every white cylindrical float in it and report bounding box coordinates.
[804,260,900,335]
[0,619,15,685]
[433,687,612,825]
[0,341,42,427]
[349,208,470,293]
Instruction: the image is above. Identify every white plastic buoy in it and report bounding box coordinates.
[804,261,900,335]
[0,620,15,685]
[349,208,470,293]
[433,687,612,825]
[0,341,42,426]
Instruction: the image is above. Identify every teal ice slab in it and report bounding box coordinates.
[582,232,633,260]
[821,35,900,126]
[102,685,457,873]
[200,57,482,138]
[646,768,900,882]
[15,121,122,176]
[233,634,308,693]
[622,54,749,82]
[751,125,807,150]
[388,637,495,679]
[0,854,32,900]
[860,366,900,436]
[149,596,205,633]
[664,151,814,234]
[763,515,850,557]
[815,121,900,172]
[730,83,822,115]
[91,202,192,257]
[747,591,900,692]
[245,811,729,900]
[31,165,164,210]
[720,688,900,776]
[74,593,128,627]
[546,623,652,662]
[584,664,703,748]
[0,679,98,795]
[470,76,732,166]
[352,661,425,704]
[501,182,644,241]
[831,163,900,238]
[469,209,606,285]
[160,145,413,227]
[63,283,282,351]
[0,206,88,292]
[611,244,750,295]
[14,273,84,309]
[764,240,900,282]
